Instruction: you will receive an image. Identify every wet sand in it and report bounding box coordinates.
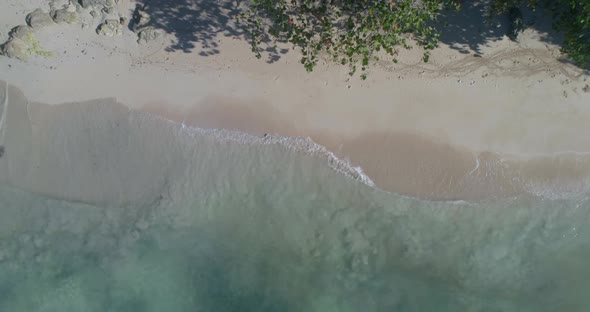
[144,99,590,200]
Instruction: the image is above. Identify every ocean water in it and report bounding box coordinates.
[1,83,590,311]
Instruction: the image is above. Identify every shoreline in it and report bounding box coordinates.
[145,100,590,201]
[2,78,590,203]
[1,0,590,201]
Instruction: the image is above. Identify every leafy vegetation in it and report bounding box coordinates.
[239,0,590,77]
[239,0,460,79]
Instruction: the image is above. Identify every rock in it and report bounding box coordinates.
[0,25,52,61]
[78,0,107,9]
[102,6,115,14]
[79,0,116,9]
[128,3,165,44]
[9,25,34,40]
[66,2,77,12]
[130,3,164,44]
[1,38,31,61]
[51,8,78,24]
[96,19,122,37]
[26,9,55,29]
[137,27,162,44]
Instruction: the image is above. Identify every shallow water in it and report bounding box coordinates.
[1,83,590,311]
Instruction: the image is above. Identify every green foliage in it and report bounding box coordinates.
[239,0,459,78]
[240,0,589,75]
[551,0,590,68]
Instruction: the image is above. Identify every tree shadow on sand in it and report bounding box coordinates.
[132,0,243,56]
[436,1,563,56]
[131,0,287,63]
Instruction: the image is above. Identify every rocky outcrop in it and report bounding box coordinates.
[96,19,122,37]
[0,26,34,60]
[1,39,31,61]
[0,25,52,61]
[8,25,34,40]
[26,9,55,29]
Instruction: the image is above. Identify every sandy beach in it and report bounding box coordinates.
[1,0,590,200]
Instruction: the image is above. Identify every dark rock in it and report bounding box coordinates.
[96,19,122,37]
[102,6,115,14]
[9,25,34,40]
[130,4,151,33]
[137,27,162,44]
[26,9,55,29]
[50,8,78,24]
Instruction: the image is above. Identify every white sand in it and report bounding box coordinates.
[1,0,590,198]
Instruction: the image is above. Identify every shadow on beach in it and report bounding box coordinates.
[436,1,563,55]
[132,0,243,55]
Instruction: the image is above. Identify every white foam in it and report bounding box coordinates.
[148,112,377,189]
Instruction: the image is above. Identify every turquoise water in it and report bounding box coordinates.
[1,85,590,311]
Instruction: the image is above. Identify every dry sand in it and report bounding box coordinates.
[1,0,590,200]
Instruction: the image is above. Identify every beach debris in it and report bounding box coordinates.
[2,38,35,61]
[96,19,122,37]
[26,9,55,29]
[583,84,590,93]
[0,145,4,158]
[81,23,89,29]
[89,10,99,18]
[50,6,78,24]
[0,25,53,61]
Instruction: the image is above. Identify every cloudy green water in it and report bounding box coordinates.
[1,83,590,311]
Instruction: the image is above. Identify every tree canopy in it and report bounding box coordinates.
[239,0,590,77]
